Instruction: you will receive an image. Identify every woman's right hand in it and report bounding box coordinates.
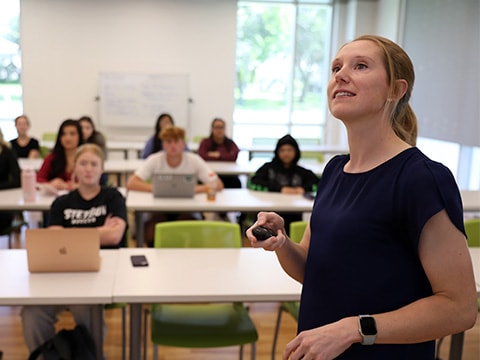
[245,211,288,251]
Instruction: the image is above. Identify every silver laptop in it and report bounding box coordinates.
[152,173,197,198]
[25,228,101,273]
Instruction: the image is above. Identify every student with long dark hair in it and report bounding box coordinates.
[141,113,174,159]
[36,119,84,190]
[78,116,106,157]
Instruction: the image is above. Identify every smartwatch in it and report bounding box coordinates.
[358,315,377,345]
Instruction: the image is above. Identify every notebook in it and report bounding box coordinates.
[152,173,197,198]
[25,228,101,273]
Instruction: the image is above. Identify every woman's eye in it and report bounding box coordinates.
[331,65,341,73]
[356,63,368,70]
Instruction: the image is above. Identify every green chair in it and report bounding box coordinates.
[464,218,480,311]
[42,132,57,142]
[39,145,51,158]
[144,220,258,360]
[271,220,307,360]
[191,135,206,144]
[465,218,480,247]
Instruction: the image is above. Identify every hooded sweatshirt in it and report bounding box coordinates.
[250,135,320,192]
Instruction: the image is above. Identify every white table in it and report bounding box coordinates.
[112,247,302,360]
[208,160,325,176]
[101,159,319,186]
[461,190,480,213]
[126,188,315,246]
[105,141,145,159]
[244,144,348,160]
[470,247,480,295]
[41,140,145,159]
[0,249,119,359]
[113,247,479,360]
[0,188,57,212]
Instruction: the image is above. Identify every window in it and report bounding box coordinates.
[233,1,333,149]
[0,0,21,140]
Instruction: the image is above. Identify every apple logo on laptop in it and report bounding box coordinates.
[59,246,67,255]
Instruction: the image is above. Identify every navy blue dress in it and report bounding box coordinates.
[299,147,465,359]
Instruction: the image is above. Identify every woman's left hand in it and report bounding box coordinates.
[283,317,360,360]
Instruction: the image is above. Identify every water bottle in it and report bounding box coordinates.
[206,174,218,202]
[21,168,37,202]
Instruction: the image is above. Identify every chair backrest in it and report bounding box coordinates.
[42,132,57,142]
[465,218,480,247]
[191,135,206,144]
[154,220,242,248]
[289,221,308,244]
[40,146,51,158]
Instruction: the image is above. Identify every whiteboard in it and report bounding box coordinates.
[99,73,189,129]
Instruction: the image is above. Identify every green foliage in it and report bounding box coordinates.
[236,3,329,107]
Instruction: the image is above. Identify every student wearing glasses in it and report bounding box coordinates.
[197,117,241,189]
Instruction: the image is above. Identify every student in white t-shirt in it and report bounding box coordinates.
[126,126,224,245]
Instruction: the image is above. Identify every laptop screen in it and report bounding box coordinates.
[25,228,101,273]
[152,173,197,198]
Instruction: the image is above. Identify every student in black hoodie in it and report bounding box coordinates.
[249,134,319,232]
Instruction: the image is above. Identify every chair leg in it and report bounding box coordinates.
[435,337,444,360]
[271,304,284,360]
[153,344,159,360]
[121,306,127,360]
[251,342,256,360]
[239,344,244,360]
[143,308,149,360]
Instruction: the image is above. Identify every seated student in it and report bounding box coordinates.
[36,119,84,191]
[0,129,21,232]
[9,115,41,159]
[141,113,174,159]
[79,115,108,185]
[197,117,242,189]
[78,116,107,157]
[21,143,127,355]
[127,125,224,246]
[249,134,319,233]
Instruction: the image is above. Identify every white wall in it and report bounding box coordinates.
[20,0,478,150]
[21,0,237,141]
[403,0,479,147]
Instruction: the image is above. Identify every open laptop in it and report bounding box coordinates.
[25,228,101,273]
[152,173,197,198]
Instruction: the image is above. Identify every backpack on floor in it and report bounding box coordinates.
[28,324,97,360]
